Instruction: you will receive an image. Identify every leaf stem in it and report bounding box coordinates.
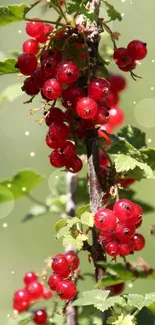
[102,22,117,49]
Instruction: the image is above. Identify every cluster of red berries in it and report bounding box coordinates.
[12,271,51,323]
[113,40,147,72]
[48,251,79,300]
[94,199,145,257]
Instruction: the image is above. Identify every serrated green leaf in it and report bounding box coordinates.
[81,211,94,227]
[0,58,19,75]
[0,170,44,203]
[67,217,81,227]
[107,137,140,156]
[95,296,124,313]
[127,293,155,311]
[55,219,67,233]
[76,204,90,217]
[56,226,70,239]
[0,3,29,27]
[0,83,23,104]
[140,147,155,170]
[73,290,110,307]
[113,314,136,325]
[102,1,122,21]
[63,233,88,250]
[81,5,98,21]
[114,154,153,178]
[118,125,146,149]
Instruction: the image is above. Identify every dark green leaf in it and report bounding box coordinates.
[67,0,85,14]
[0,58,19,75]
[140,147,155,170]
[55,219,67,233]
[0,170,44,203]
[0,3,29,27]
[81,5,98,22]
[118,125,146,149]
[102,1,122,21]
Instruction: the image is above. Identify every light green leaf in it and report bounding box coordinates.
[92,316,103,325]
[76,204,90,217]
[114,154,153,178]
[73,290,110,307]
[67,217,81,227]
[102,1,122,21]
[127,293,155,310]
[55,219,67,233]
[113,314,136,325]
[0,3,29,27]
[0,170,44,203]
[56,226,70,239]
[0,83,23,104]
[81,211,94,227]
[63,233,88,250]
[0,58,19,75]
[56,217,81,239]
[95,296,124,313]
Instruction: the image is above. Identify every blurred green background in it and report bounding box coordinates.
[0,0,155,323]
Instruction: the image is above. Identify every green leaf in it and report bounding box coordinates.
[81,211,94,227]
[114,154,153,178]
[76,204,90,217]
[118,125,146,149]
[81,5,98,22]
[0,3,29,27]
[63,233,88,250]
[113,314,136,325]
[0,170,44,203]
[95,296,124,313]
[73,290,110,307]
[67,0,85,14]
[140,147,155,170]
[0,83,23,103]
[127,293,155,310]
[55,219,67,233]
[0,58,19,75]
[67,0,97,21]
[102,1,122,21]
[107,137,140,156]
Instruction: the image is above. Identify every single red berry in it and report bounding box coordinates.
[106,92,119,107]
[52,254,69,275]
[49,150,66,168]
[41,58,58,78]
[94,208,116,231]
[113,48,132,67]
[65,251,80,271]
[40,49,62,63]
[23,39,40,55]
[45,107,65,126]
[13,300,30,313]
[26,19,44,38]
[56,279,77,300]
[136,219,142,229]
[43,289,52,300]
[94,106,109,124]
[98,231,115,246]
[98,123,113,144]
[76,97,98,119]
[65,156,83,173]
[48,121,69,144]
[60,267,71,278]
[33,67,47,88]
[119,239,135,256]
[107,283,125,296]
[36,24,54,43]
[132,203,143,225]
[60,141,76,160]
[27,281,43,301]
[48,273,62,291]
[33,309,47,324]
[46,133,60,149]
[113,199,136,223]
[133,233,145,251]
[22,77,40,96]
[13,289,30,304]
[56,61,79,85]
[88,78,110,101]
[109,73,127,93]
[24,272,38,286]
[127,40,147,60]
[105,242,120,257]
[115,223,136,241]
[18,53,38,76]
[108,107,124,128]
[42,79,62,100]
[99,151,109,166]
[119,60,136,72]
[62,86,85,110]
[117,178,135,189]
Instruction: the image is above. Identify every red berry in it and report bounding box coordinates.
[115,223,136,241]
[13,289,30,304]
[98,231,115,246]
[99,151,109,166]
[22,77,40,96]
[65,251,80,271]
[105,242,120,257]
[48,273,62,291]
[109,73,127,93]
[117,178,135,189]
[33,67,47,88]
[60,141,76,160]
[26,19,44,38]
[24,272,38,286]
[65,156,83,173]
[98,123,113,144]
[133,233,145,251]
[43,289,52,300]
[23,39,40,55]
[94,208,116,231]
[109,107,124,127]
[40,49,62,63]
[18,53,38,76]
[27,281,43,301]
[106,92,119,107]
[94,106,109,124]
[136,219,142,229]
[42,79,62,100]
[76,97,98,119]
[108,283,125,295]
[132,203,143,225]
[119,60,136,72]
[62,86,85,110]
[36,24,54,43]
[45,107,65,126]
[119,239,135,256]
[33,309,47,324]
[52,254,69,275]
[41,58,58,78]
[56,61,79,84]
[56,279,77,300]
[13,300,29,313]
[113,48,132,67]
[127,40,147,60]
[113,199,136,223]
[88,78,110,101]
[49,150,66,168]
[48,121,69,144]
[46,133,60,149]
